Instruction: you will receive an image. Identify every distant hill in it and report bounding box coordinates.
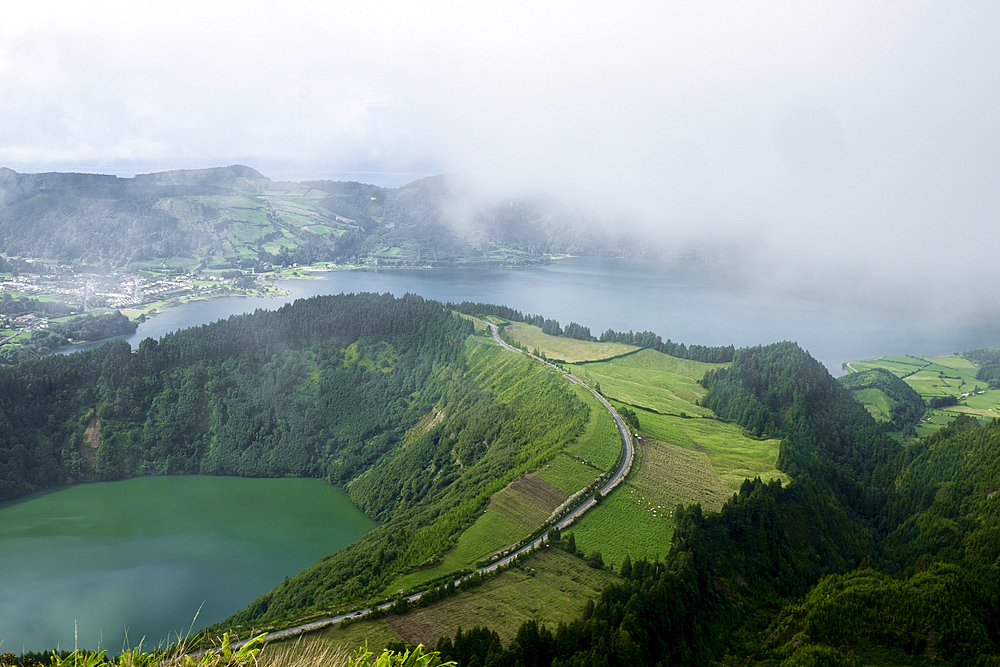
[0,166,642,271]
[839,366,926,434]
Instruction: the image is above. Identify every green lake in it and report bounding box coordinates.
[0,476,375,653]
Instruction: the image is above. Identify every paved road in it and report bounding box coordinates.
[217,323,635,650]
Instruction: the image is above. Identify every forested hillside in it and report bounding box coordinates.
[0,167,640,270]
[0,292,477,499]
[5,294,999,664]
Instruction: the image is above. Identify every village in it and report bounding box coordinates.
[0,267,258,352]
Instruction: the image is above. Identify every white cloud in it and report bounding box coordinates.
[0,1,998,303]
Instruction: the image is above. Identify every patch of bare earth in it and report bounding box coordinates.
[81,415,101,466]
[384,614,452,648]
[488,475,568,532]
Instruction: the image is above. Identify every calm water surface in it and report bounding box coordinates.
[0,476,374,652]
[63,257,1000,374]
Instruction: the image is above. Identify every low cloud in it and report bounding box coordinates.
[1,2,997,311]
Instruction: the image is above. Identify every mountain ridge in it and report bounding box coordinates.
[0,166,649,271]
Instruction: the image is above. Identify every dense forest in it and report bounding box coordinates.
[0,293,475,499]
[424,342,1000,666]
[0,167,648,270]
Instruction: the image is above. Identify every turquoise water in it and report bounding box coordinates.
[0,476,375,653]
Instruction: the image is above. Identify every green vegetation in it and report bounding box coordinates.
[449,301,736,363]
[569,348,720,416]
[844,351,1000,437]
[7,283,1000,665]
[504,321,638,362]
[310,548,614,656]
[560,386,621,472]
[0,635,448,667]
[0,167,648,272]
[838,366,925,434]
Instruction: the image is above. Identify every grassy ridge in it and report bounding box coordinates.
[535,453,602,495]
[555,345,785,566]
[568,349,721,416]
[504,322,638,362]
[561,385,621,471]
[220,333,590,630]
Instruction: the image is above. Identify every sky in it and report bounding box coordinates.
[1,1,998,306]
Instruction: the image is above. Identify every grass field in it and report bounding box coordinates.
[854,387,893,422]
[295,548,615,654]
[846,356,928,377]
[553,349,785,566]
[534,453,603,495]
[569,435,723,566]
[504,322,638,362]
[561,385,622,471]
[568,411,786,567]
[391,471,574,592]
[845,353,1000,436]
[568,349,722,417]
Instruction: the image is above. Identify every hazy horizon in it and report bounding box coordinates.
[2,2,998,316]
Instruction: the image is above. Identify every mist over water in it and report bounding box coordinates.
[63,258,1000,375]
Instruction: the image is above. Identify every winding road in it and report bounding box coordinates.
[219,322,635,649]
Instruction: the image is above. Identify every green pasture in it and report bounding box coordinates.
[391,372,618,593]
[568,349,721,416]
[487,476,566,535]
[565,347,784,565]
[846,356,928,377]
[562,386,622,471]
[535,453,601,495]
[630,409,786,492]
[958,389,1000,415]
[854,387,893,422]
[304,548,616,654]
[847,352,1000,435]
[915,410,962,438]
[505,322,638,363]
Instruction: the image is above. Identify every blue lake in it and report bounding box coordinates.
[62,257,1000,374]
